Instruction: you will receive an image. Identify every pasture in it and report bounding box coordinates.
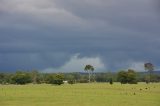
[0,83,160,106]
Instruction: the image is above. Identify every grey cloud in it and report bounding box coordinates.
[54,0,160,33]
[0,52,72,71]
[0,0,160,72]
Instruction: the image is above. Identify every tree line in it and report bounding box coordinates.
[0,62,159,85]
[0,69,159,85]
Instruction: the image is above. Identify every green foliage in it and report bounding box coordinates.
[151,74,160,82]
[53,74,64,85]
[127,69,137,84]
[117,69,137,84]
[95,76,107,82]
[0,70,160,85]
[68,80,76,84]
[66,74,76,84]
[0,73,12,84]
[84,65,94,72]
[0,73,5,84]
[45,74,64,85]
[95,73,107,82]
[84,65,94,83]
[79,79,89,83]
[109,78,113,85]
[117,71,128,84]
[30,70,41,84]
[65,74,75,80]
[72,73,81,81]
[11,72,31,85]
[144,63,154,83]
[144,63,154,71]
[145,74,160,83]
[45,74,55,84]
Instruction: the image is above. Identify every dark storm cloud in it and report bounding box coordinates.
[0,0,160,72]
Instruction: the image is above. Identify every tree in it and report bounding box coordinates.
[127,69,137,84]
[67,74,76,84]
[46,73,64,85]
[11,72,31,85]
[117,71,128,84]
[68,80,75,84]
[53,74,64,85]
[0,73,5,84]
[109,78,113,85]
[84,65,94,83]
[144,63,154,82]
[30,70,40,84]
[45,74,55,84]
[95,73,109,82]
[117,69,137,84]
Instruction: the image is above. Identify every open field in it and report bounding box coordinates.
[0,83,160,106]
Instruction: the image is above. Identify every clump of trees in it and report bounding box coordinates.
[0,73,9,84]
[46,73,64,85]
[0,71,65,85]
[53,74,64,85]
[117,69,137,84]
[11,72,31,84]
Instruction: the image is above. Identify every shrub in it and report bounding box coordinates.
[52,74,64,85]
[117,69,137,84]
[128,80,138,84]
[68,80,76,84]
[79,79,89,83]
[117,71,128,84]
[11,72,31,85]
[109,78,113,85]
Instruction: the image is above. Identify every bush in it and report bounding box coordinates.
[45,74,64,85]
[79,79,89,83]
[52,74,64,85]
[0,73,5,84]
[117,69,137,84]
[53,79,63,85]
[11,72,31,85]
[117,71,128,84]
[68,80,76,84]
[109,78,113,85]
[128,80,138,84]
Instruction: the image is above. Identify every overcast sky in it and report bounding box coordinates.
[0,0,160,72]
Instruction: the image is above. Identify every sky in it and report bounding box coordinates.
[0,0,160,72]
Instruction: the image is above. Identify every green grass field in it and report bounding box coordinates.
[0,83,160,106]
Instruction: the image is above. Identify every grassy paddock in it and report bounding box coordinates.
[0,83,160,106]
